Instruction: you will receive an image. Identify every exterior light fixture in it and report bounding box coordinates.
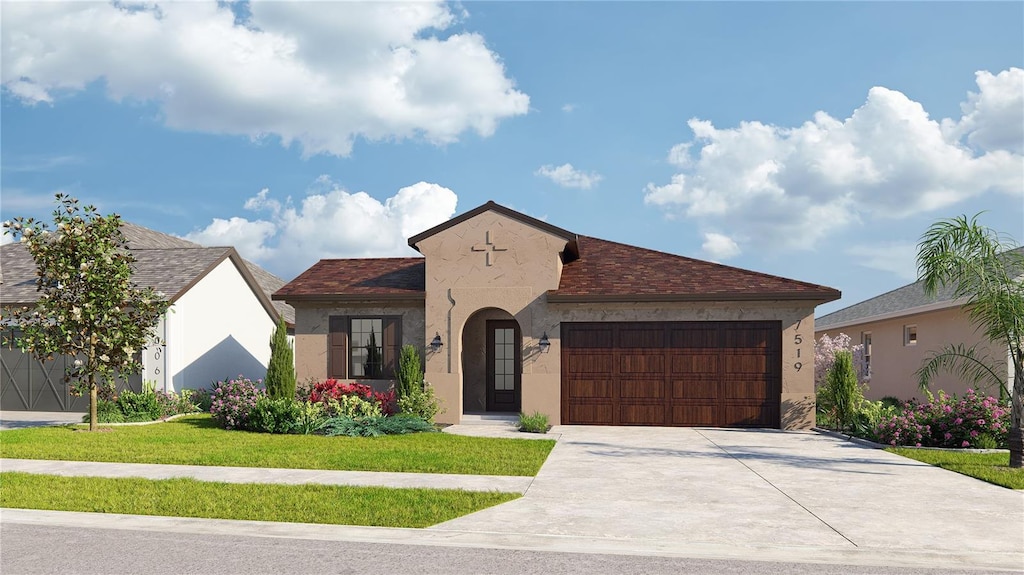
[539,332,550,352]
[430,332,444,351]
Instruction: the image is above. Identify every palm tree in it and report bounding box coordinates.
[916,214,1023,468]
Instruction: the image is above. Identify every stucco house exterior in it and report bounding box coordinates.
[274,201,840,429]
[814,254,1021,401]
[1,224,294,412]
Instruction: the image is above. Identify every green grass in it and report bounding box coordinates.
[0,472,518,527]
[888,448,1024,489]
[0,415,554,476]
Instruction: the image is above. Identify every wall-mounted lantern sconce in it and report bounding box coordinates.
[430,332,444,352]
[539,332,550,353]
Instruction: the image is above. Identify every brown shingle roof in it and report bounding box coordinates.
[550,236,840,303]
[273,258,425,301]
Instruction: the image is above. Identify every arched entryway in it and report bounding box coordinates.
[462,308,522,414]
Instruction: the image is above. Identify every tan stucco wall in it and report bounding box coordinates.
[415,211,568,425]
[816,307,1008,401]
[292,302,425,390]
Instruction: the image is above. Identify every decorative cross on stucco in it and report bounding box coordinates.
[471,230,507,266]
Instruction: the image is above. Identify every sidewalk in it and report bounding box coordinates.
[0,458,534,493]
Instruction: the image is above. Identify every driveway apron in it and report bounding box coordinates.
[431,426,1024,557]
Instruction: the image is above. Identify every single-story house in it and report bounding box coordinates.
[1,223,295,411]
[274,201,840,429]
[815,252,1021,401]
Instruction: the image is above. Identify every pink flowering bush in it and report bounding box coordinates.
[210,376,264,430]
[815,333,867,387]
[875,389,1010,448]
[309,379,396,415]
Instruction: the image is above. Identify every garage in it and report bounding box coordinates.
[561,321,782,428]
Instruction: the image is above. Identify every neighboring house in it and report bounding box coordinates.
[0,224,295,412]
[814,251,1022,402]
[274,201,840,429]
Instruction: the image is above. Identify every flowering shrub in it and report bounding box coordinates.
[326,394,382,419]
[815,333,866,387]
[210,376,263,430]
[309,379,396,415]
[875,389,1010,448]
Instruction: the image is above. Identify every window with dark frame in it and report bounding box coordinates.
[328,316,400,380]
[861,331,872,378]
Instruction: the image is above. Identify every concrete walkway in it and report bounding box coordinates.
[2,425,1022,571]
[0,458,534,493]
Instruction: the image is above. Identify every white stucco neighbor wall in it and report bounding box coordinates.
[157,258,276,392]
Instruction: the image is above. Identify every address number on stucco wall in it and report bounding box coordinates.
[793,319,804,372]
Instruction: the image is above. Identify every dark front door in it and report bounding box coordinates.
[486,320,521,413]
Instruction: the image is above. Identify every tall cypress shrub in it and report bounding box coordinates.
[396,344,422,399]
[823,350,863,432]
[265,317,296,400]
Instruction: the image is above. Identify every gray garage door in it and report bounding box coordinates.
[2,336,142,412]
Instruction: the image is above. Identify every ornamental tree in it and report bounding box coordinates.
[2,194,169,431]
[814,333,866,388]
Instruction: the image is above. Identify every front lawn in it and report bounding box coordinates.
[0,472,518,527]
[0,415,554,476]
[888,448,1024,490]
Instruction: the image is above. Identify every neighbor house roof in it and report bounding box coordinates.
[273,258,426,302]
[815,246,1024,331]
[0,224,295,326]
[548,236,841,303]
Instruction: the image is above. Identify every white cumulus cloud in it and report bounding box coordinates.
[844,242,920,281]
[535,163,603,190]
[644,68,1023,254]
[1,1,529,157]
[184,181,459,278]
[701,232,741,261]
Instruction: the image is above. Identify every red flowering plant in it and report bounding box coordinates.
[309,379,396,415]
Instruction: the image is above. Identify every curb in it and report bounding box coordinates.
[77,412,200,428]
[812,427,887,449]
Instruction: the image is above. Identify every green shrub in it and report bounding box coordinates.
[293,401,327,435]
[326,394,383,419]
[396,381,443,423]
[81,399,125,424]
[321,415,435,437]
[265,317,296,400]
[518,411,550,434]
[191,388,213,413]
[819,350,864,432]
[395,345,422,401]
[116,390,162,422]
[248,396,302,434]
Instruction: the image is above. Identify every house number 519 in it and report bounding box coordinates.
[793,319,804,372]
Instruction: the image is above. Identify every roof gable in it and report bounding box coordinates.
[550,236,841,303]
[0,225,294,327]
[408,200,577,254]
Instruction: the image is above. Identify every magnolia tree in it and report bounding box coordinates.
[814,333,867,388]
[2,194,169,431]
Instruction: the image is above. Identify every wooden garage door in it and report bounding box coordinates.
[561,321,781,427]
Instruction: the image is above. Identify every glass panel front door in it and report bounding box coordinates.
[487,321,520,412]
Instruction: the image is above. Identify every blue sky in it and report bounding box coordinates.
[2,1,1022,315]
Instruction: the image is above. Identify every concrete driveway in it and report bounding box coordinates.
[0,411,83,430]
[432,426,1024,569]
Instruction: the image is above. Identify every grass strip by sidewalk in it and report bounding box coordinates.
[887,448,1024,489]
[0,472,519,527]
[0,415,553,476]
